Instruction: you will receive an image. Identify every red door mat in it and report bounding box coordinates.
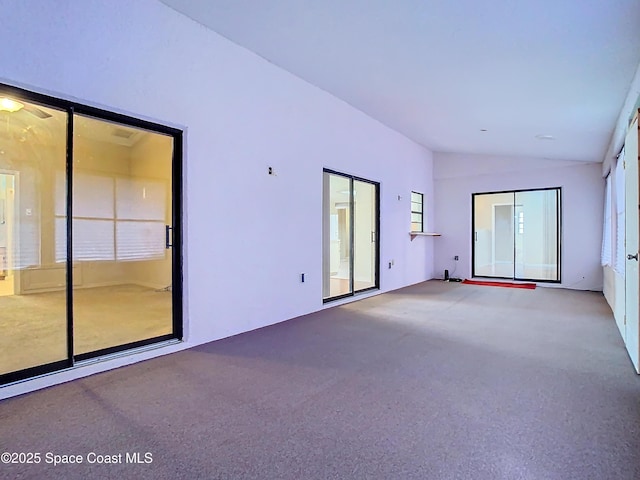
[462,279,536,289]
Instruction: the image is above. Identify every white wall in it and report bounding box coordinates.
[0,0,435,398]
[602,62,640,176]
[433,153,604,290]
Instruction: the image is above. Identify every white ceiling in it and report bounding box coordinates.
[160,0,640,162]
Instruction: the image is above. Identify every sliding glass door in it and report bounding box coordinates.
[353,180,377,291]
[472,188,560,282]
[0,84,182,385]
[0,99,70,378]
[71,114,176,359]
[323,170,379,302]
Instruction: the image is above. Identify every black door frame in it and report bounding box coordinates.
[471,187,561,283]
[0,82,183,385]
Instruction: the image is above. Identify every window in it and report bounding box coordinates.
[518,211,524,234]
[410,191,424,233]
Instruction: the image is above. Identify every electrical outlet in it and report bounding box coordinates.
[388,262,392,269]
[454,255,459,261]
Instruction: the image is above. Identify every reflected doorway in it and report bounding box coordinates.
[0,172,17,296]
[492,203,514,277]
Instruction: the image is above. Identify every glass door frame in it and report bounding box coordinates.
[0,82,183,385]
[471,187,562,283]
[323,169,380,303]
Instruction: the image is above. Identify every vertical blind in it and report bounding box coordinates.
[614,150,626,274]
[55,171,167,262]
[601,174,612,266]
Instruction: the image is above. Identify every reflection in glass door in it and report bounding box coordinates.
[472,188,560,282]
[0,83,182,386]
[0,98,69,379]
[71,115,175,358]
[353,180,377,291]
[323,170,379,302]
[323,173,351,299]
[514,190,559,281]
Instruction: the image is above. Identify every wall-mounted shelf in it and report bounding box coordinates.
[410,232,441,240]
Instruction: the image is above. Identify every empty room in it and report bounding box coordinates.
[1,1,639,479]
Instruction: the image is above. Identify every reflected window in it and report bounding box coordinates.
[55,172,168,262]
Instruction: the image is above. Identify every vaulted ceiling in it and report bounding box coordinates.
[160,0,640,162]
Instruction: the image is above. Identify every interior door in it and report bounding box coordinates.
[493,203,514,276]
[514,204,525,278]
[624,111,639,373]
[0,173,16,296]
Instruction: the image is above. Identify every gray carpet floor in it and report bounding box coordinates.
[1,280,639,480]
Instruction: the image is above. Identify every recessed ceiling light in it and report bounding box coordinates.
[535,134,555,140]
[480,129,488,132]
